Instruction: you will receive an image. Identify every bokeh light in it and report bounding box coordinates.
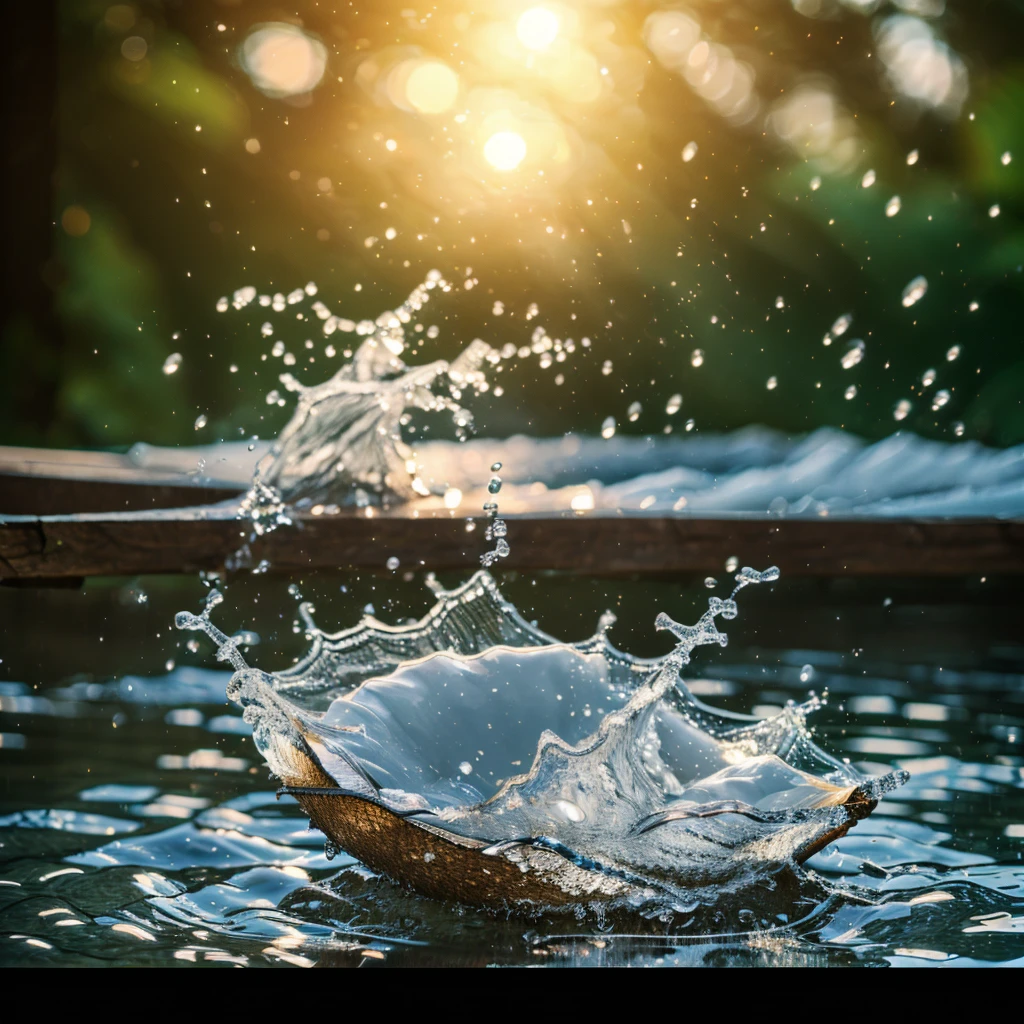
[403,60,460,114]
[484,131,528,171]
[876,15,967,116]
[516,7,561,52]
[240,23,327,99]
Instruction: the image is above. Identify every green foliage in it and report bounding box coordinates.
[4,0,1023,450]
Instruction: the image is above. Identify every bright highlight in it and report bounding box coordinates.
[240,23,327,98]
[405,61,460,114]
[516,7,560,52]
[484,131,527,171]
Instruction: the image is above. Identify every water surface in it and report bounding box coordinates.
[1,573,1022,966]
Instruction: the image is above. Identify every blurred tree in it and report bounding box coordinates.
[2,0,1022,451]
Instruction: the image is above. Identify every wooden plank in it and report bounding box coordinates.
[0,446,240,514]
[1,506,1022,579]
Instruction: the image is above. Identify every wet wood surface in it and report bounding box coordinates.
[2,505,1022,579]
[2,445,1022,579]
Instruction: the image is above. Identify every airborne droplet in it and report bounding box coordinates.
[162,353,183,375]
[601,416,616,440]
[901,276,928,308]
[830,314,852,338]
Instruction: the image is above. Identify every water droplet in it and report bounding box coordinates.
[774,296,784,310]
[989,204,1001,218]
[766,376,778,391]
[1001,151,1012,166]
[800,664,814,683]
[443,488,462,509]
[922,367,936,387]
[216,297,230,313]
[271,340,285,357]
[162,353,182,375]
[810,175,821,191]
[841,340,865,369]
[685,418,695,432]
[682,141,698,163]
[931,388,950,411]
[906,148,919,166]
[893,398,912,421]
[861,169,876,188]
[488,476,502,494]
[601,416,616,439]
[194,414,208,430]
[665,394,682,415]
[627,401,642,422]
[490,462,502,472]
[704,577,717,588]
[901,275,928,308]
[953,420,965,437]
[844,385,857,400]
[386,556,400,571]
[287,583,302,598]
[968,301,979,312]
[165,658,175,672]
[459,761,473,776]
[946,345,960,362]
[491,519,507,538]
[601,359,613,376]
[186,638,200,654]
[725,555,738,572]
[885,195,901,217]
[260,322,274,337]
[830,314,852,337]
[691,349,704,368]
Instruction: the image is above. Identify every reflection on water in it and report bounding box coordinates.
[1,575,1022,966]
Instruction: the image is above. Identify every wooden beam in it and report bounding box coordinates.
[0,446,240,514]
[2,506,1021,579]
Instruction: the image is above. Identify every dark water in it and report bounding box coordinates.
[1,572,1022,967]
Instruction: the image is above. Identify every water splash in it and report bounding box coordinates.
[240,272,493,511]
[480,462,509,567]
[175,566,906,911]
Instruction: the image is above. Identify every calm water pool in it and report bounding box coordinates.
[1,572,1022,967]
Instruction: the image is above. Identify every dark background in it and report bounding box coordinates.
[2,0,1023,452]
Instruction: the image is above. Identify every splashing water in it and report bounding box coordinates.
[175,567,906,913]
[234,272,494,514]
[479,462,509,567]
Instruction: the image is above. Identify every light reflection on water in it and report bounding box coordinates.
[1,575,1022,967]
